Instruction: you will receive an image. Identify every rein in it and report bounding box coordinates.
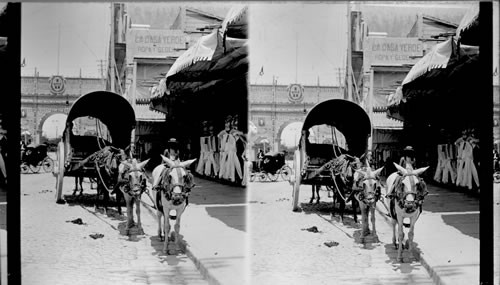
[95,161,113,193]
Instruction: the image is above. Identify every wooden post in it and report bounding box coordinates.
[130,62,137,156]
[346,3,352,101]
[367,68,374,151]
[110,3,115,93]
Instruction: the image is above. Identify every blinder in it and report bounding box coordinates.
[122,168,147,196]
[158,165,195,204]
[358,176,381,204]
[393,173,428,213]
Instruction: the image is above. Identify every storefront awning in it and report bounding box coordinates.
[135,104,166,122]
[221,5,248,39]
[150,5,249,117]
[372,111,403,130]
[387,50,480,128]
[402,38,454,87]
[456,4,479,46]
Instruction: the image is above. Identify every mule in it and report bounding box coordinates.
[152,155,196,253]
[353,164,384,240]
[94,153,126,215]
[116,158,150,235]
[311,154,361,223]
[384,163,429,261]
[72,175,84,196]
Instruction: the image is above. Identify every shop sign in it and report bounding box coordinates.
[364,37,423,68]
[127,29,186,59]
[287,84,304,103]
[49,75,66,95]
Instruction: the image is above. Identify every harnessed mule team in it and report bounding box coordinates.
[307,155,429,261]
[75,144,196,254]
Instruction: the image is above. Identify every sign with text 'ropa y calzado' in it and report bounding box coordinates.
[127,29,187,59]
[363,37,423,69]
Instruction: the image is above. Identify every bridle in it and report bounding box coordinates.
[356,176,381,205]
[121,167,147,197]
[160,165,191,203]
[393,173,428,213]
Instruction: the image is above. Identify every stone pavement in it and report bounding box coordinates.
[249,181,434,285]
[494,183,499,285]
[141,176,248,285]
[1,229,6,285]
[0,183,6,285]
[375,182,480,285]
[21,173,209,285]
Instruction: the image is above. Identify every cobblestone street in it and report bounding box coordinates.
[21,173,208,285]
[249,181,434,285]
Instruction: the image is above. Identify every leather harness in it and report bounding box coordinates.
[155,164,194,213]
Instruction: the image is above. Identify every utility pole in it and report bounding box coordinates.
[34,68,38,144]
[97,60,106,78]
[337,67,344,97]
[367,68,374,151]
[346,2,352,101]
[272,76,276,152]
[57,24,61,75]
[110,3,115,93]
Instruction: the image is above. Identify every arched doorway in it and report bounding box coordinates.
[40,113,67,141]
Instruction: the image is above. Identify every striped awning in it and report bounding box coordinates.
[221,5,248,39]
[456,4,479,46]
[372,111,403,130]
[402,38,453,86]
[134,104,166,122]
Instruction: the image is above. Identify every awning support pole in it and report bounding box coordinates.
[368,68,374,151]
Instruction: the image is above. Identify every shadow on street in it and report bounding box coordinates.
[205,205,245,232]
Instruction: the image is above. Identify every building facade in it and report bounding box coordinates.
[249,84,343,153]
[111,4,228,159]
[21,75,106,144]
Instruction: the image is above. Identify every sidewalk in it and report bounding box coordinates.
[376,182,480,285]
[141,176,248,285]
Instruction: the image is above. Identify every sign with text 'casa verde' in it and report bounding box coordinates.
[364,37,423,68]
[127,29,187,59]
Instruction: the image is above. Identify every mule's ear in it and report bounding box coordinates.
[353,170,364,182]
[373,166,384,177]
[161,155,175,167]
[180,159,197,168]
[137,159,150,170]
[121,160,132,168]
[355,169,366,176]
[413,166,429,176]
[393,163,407,175]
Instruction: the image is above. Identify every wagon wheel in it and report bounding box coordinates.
[249,173,256,182]
[267,172,279,182]
[29,163,41,173]
[292,150,301,211]
[55,141,65,204]
[20,163,29,174]
[280,165,292,182]
[257,172,267,182]
[42,157,54,173]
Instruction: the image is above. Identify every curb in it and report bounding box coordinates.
[375,202,444,285]
[140,200,222,285]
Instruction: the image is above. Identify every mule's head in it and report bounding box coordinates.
[393,163,429,213]
[355,164,383,205]
[160,155,196,206]
[121,158,149,197]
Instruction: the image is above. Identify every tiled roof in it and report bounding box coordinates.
[134,103,166,121]
[372,111,403,130]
